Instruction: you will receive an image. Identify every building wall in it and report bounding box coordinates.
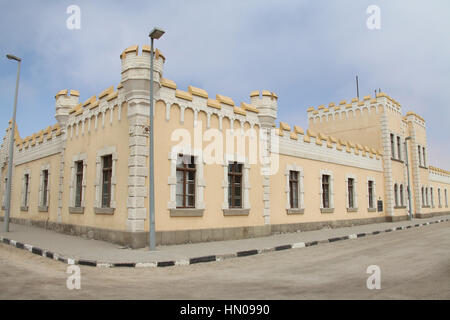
[0,45,449,248]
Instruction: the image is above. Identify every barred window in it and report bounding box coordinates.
[75,161,83,207]
[176,154,196,208]
[322,174,330,208]
[42,170,49,207]
[400,184,404,207]
[368,180,374,208]
[348,178,355,208]
[101,155,113,208]
[24,174,29,207]
[289,171,299,209]
[228,162,243,208]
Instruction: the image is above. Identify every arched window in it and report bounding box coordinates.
[400,184,404,207]
[394,184,398,207]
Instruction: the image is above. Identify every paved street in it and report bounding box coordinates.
[0,221,449,299]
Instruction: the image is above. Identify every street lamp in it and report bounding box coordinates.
[148,27,165,250]
[404,136,413,220]
[4,54,22,232]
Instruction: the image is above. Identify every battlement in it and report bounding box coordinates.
[158,78,265,127]
[307,92,402,125]
[429,166,450,176]
[404,111,426,128]
[277,120,382,172]
[276,121,381,160]
[120,45,165,86]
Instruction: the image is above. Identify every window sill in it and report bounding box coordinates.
[20,206,28,212]
[170,208,204,217]
[286,208,304,215]
[94,207,115,215]
[394,206,407,209]
[391,158,404,163]
[69,206,85,214]
[421,205,430,208]
[38,206,48,212]
[368,208,377,212]
[223,208,250,216]
[320,208,334,214]
[419,165,428,169]
[346,207,358,212]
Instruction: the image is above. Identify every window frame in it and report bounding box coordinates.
[176,154,196,209]
[94,146,117,214]
[228,161,243,209]
[101,154,113,208]
[319,170,334,213]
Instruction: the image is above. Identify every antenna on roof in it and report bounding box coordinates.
[356,75,360,99]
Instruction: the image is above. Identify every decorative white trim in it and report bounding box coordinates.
[285,164,304,210]
[69,153,87,208]
[95,146,118,209]
[167,148,205,210]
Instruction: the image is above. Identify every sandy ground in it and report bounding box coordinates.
[0,222,449,300]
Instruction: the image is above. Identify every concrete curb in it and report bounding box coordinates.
[0,218,448,269]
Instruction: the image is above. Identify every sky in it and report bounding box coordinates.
[0,0,449,169]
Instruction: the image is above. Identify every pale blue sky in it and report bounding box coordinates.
[1,0,449,168]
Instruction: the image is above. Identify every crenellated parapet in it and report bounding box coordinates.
[429,166,450,185]
[250,90,278,128]
[307,92,402,125]
[63,83,126,139]
[158,78,264,130]
[55,89,79,127]
[276,121,383,171]
[404,111,426,128]
[120,45,165,106]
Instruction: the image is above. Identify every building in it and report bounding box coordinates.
[1,45,449,248]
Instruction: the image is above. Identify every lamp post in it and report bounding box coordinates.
[404,136,413,220]
[4,54,22,232]
[148,27,165,250]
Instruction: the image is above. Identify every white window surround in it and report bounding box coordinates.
[38,163,51,210]
[345,173,358,211]
[21,168,31,210]
[168,147,205,211]
[69,153,87,210]
[95,146,118,210]
[222,153,250,212]
[319,170,334,212]
[285,164,305,213]
[366,177,377,210]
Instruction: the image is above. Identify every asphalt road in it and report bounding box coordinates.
[0,221,449,299]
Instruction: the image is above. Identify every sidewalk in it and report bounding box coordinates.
[1,215,449,268]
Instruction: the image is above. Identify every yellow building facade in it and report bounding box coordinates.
[1,45,449,248]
